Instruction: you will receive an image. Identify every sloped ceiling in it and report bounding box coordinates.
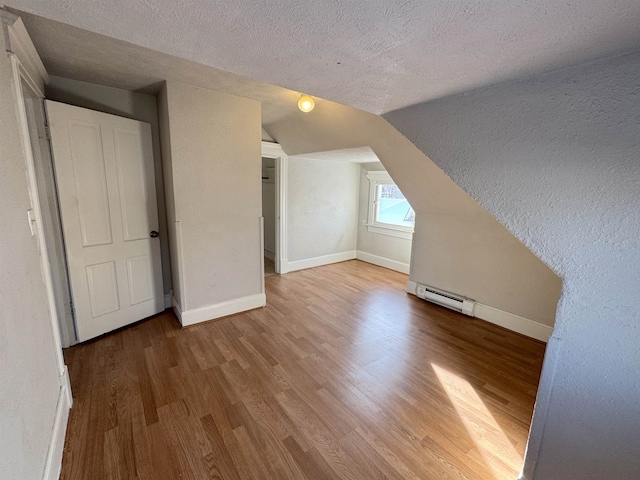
[8,0,640,114]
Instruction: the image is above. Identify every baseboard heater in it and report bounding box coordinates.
[416,284,476,316]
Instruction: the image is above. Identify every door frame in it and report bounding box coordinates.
[2,10,72,479]
[261,141,289,274]
[1,10,68,378]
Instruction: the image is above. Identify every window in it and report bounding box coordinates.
[366,171,414,239]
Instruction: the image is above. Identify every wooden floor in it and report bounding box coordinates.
[61,260,546,480]
[264,257,276,277]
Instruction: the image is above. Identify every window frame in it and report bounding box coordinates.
[365,171,414,240]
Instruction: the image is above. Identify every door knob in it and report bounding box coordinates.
[150,231,159,238]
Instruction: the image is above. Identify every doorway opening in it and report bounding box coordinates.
[260,141,288,278]
[262,156,277,276]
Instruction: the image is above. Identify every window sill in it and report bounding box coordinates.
[366,224,414,240]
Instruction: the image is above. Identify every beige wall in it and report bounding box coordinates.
[413,213,561,325]
[266,104,561,326]
[0,32,62,479]
[160,81,262,311]
[157,85,181,305]
[287,157,359,262]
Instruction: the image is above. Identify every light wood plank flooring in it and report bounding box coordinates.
[61,260,545,479]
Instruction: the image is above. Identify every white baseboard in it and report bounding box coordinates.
[42,382,71,480]
[264,249,275,261]
[356,251,410,274]
[406,281,552,342]
[171,295,183,323]
[278,259,289,274]
[474,303,553,342]
[174,293,266,327]
[286,250,356,273]
[517,335,563,480]
[164,293,172,309]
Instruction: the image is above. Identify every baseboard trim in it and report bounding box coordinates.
[406,281,552,342]
[279,259,289,274]
[42,383,71,480]
[164,293,172,309]
[264,249,275,261]
[356,251,410,274]
[287,250,356,273]
[518,335,563,479]
[474,303,553,343]
[406,280,418,295]
[171,295,183,324]
[176,293,266,327]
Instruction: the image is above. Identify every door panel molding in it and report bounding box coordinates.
[47,100,164,342]
[86,261,120,318]
[68,120,113,247]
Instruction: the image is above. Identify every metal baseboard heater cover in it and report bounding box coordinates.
[416,284,475,316]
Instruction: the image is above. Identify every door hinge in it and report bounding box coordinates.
[43,124,51,139]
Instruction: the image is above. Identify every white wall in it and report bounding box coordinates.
[45,76,172,298]
[262,157,276,258]
[0,32,63,480]
[159,81,263,317]
[384,51,640,480]
[356,162,412,272]
[287,157,359,265]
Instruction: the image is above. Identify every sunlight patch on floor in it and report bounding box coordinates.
[432,363,522,479]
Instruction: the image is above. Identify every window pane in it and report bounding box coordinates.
[376,184,415,227]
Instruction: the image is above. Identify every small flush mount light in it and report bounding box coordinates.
[298,94,315,113]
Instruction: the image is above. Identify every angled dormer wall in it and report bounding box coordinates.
[266,104,562,333]
[384,51,640,479]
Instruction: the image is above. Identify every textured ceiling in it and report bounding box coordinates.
[12,11,309,125]
[8,0,640,114]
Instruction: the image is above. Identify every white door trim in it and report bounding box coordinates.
[261,141,288,274]
[261,140,286,158]
[0,10,48,89]
[2,13,67,382]
[3,15,72,479]
[259,216,265,294]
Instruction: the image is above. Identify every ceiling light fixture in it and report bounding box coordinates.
[298,94,315,113]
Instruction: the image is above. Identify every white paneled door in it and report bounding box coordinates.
[46,101,163,342]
